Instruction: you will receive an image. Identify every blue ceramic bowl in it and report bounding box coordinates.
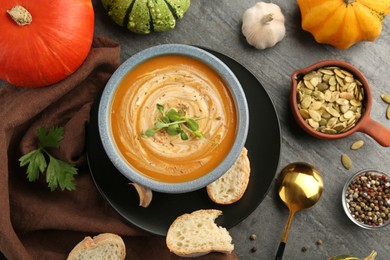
[98,44,249,193]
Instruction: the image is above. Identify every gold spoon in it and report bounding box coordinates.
[274,162,324,260]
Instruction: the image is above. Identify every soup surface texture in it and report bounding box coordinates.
[110,55,237,183]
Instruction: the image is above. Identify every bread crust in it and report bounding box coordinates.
[207,147,250,204]
[67,233,126,260]
[166,209,234,257]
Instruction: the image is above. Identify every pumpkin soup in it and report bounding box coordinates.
[110,55,237,183]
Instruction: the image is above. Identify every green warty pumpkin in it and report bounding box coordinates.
[102,0,190,34]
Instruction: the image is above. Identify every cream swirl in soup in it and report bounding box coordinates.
[111,55,237,183]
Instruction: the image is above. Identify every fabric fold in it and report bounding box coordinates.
[0,36,237,260]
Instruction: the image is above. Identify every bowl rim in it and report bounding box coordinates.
[341,168,390,229]
[290,59,372,140]
[98,44,249,193]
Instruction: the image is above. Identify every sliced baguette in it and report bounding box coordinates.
[207,147,250,204]
[166,209,234,257]
[67,233,126,260]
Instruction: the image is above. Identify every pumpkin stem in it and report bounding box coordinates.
[363,250,377,260]
[7,5,32,26]
[345,0,355,5]
[261,13,274,24]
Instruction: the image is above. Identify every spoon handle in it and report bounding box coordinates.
[274,242,286,260]
[274,211,295,260]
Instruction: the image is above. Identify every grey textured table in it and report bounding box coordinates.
[2,1,390,259]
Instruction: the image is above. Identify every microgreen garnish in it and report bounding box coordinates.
[143,104,204,140]
[18,126,78,191]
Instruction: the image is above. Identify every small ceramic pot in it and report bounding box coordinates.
[291,60,390,147]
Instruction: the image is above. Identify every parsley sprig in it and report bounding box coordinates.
[143,104,204,140]
[19,127,78,191]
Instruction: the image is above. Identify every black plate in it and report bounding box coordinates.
[86,48,281,236]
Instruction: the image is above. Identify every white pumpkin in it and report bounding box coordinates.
[242,2,286,49]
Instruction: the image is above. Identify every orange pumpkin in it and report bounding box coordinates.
[297,0,390,49]
[0,1,94,87]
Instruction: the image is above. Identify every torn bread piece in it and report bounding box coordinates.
[207,147,250,204]
[166,209,234,257]
[67,233,126,260]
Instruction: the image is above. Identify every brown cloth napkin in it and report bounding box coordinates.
[0,36,237,260]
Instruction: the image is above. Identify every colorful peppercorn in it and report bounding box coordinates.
[345,171,390,227]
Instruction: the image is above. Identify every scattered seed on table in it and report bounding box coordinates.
[386,105,390,119]
[301,246,307,252]
[380,93,390,104]
[249,234,257,241]
[316,239,323,246]
[341,154,353,170]
[251,247,257,253]
[351,140,364,150]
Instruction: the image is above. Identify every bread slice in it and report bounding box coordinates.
[207,147,250,204]
[166,209,234,257]
[67,233,126,260]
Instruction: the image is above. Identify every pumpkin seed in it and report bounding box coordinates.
[295,66,365,134]
[307,118,319,129]
[310,101,323,110]
[336,75,345,86]
[336,98,349,106]
[297,81,304,89]
[317,82,329,91]
[297,91,303,102]
[324,90,332,102]
[304,80,314,90]
[351,140,364,150]
[347,115,356,125]
[330,91,340,102]
[333,122,346,132]
[303,72,320,80]
[344,76,354,83]
[358,91,364,101]
[326,107,341,117]
[381,94,390,104]
[350,99,361,107]
[342,123,356,132]
[309,109,322,121]
[319,118,327,126]
[326,117,338,128]
[340,69,353,77]
[339,92,354,100]
[339,115,347,122]
[310,77,320,87]
[334,69,345,78]
[341,154,353,170]
[302,88,313,95]
[340,104,350,113]
[329,76,337,86]
[347,82,356,93]
[301,96,312,108]
[299,109,311,119]
[387,105,390,119]
[343,110,354,119]
[313,91,325,101]
[322,128,337,134]
[321,111,331,119]
[319,69,334,75]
